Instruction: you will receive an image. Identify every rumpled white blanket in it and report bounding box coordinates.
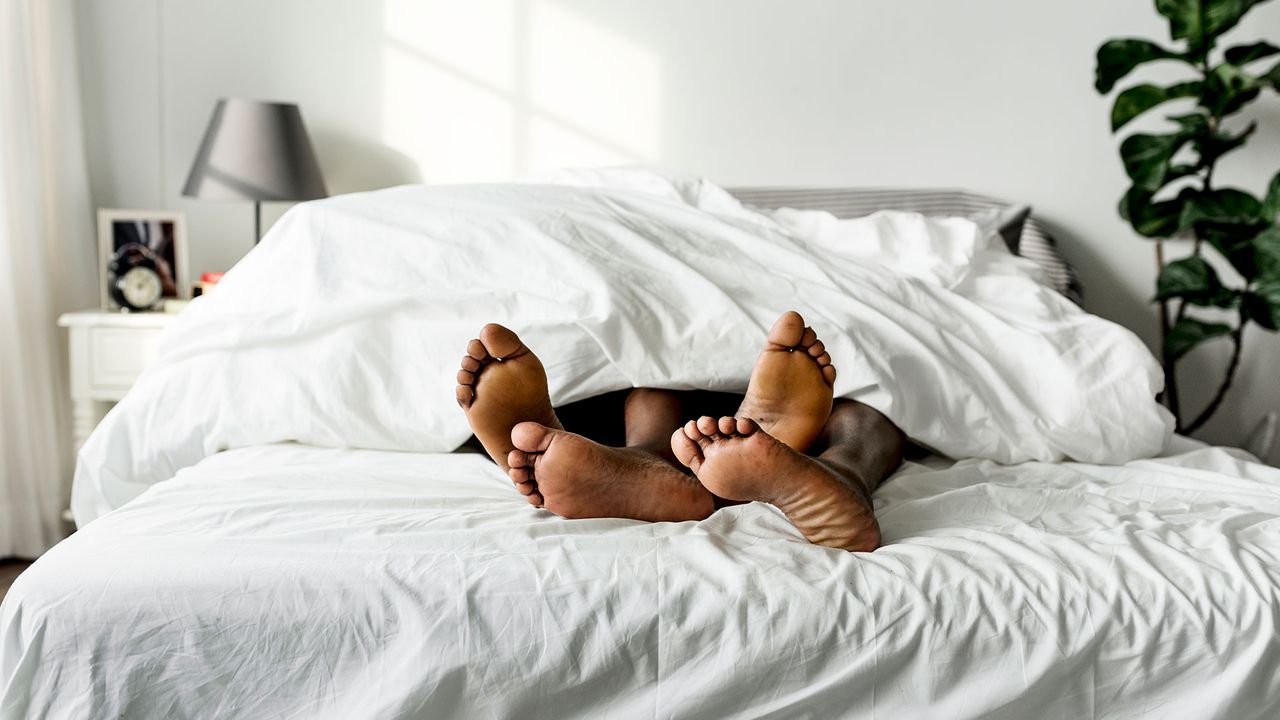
[72,168,1171,524]
[10,442,1280,719]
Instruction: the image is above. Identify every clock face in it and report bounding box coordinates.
[119,266,163,309]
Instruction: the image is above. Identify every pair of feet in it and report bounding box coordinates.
[455,311,880,552]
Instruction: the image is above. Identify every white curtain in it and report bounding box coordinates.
[0,0,96,558]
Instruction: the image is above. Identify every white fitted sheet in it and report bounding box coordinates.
[6,442,1279,718]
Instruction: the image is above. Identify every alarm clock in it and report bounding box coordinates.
[108,243,164,311]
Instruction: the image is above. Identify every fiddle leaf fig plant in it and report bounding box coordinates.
[1095,0,1280,434]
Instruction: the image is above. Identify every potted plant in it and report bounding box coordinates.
[1095,0,1280,434]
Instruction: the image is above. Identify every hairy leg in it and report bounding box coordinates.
[508,388,716,521]
[671,400,904,552]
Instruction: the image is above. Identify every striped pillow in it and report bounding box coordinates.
[727,187,1083,303]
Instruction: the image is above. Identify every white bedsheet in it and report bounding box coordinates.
[71,169,1171,525]
[5,443,1279,718]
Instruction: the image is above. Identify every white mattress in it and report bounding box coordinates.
[6,442,1279,718]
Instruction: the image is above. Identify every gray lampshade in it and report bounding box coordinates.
[182,98,327,202]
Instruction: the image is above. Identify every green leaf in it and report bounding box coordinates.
[1254,225,1280,279]
[1193,121,1257,164]
[1156,0,1268,51]
[1202,223,1263,277]
[1165,316,1234,360]
[1156,0,1206,44]
[1263,59,1280,89]
[1262,170,1280,220]
[1111,81,1201,131]
[1202,63,1262,116]
[1224,41,1280,65]
[1120,132,1195,190]
[1120,187,1185,237]
[1166,112,1210,133]
[1095,39,1183,93]
[1178,188,1264,230]
[1244,281,1280,329]
[1154,256,1236,306]
[1168,163,1202,179]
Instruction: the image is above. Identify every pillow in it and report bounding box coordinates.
[727,187,1083,303]
[771,208,991,289]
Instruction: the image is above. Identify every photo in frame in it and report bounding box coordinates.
[96,209,189,310]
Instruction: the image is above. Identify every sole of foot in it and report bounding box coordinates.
[736,310,835,453]
[671,415,880,552]
[509,421,714,522]
[456,323,561,472]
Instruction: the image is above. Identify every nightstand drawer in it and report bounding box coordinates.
[88,327,165,390]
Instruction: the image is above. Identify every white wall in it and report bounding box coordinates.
[74,0,1280,447]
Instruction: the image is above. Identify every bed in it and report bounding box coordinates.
[3,168,1278,719]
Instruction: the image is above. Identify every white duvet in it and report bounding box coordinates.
[70,168,1170,523]
[6,443,1279,718]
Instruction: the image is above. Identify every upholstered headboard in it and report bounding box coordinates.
[727,187,1083,303]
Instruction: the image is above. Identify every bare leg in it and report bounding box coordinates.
[508,388,716,521]
[671,400,904,552]
[624,387,688,466]
[810,400,906,514]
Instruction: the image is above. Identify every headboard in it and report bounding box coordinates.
[726,187,1083,303]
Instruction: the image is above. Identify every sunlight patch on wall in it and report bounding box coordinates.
[380,0,660,181]
[381,43,515,183]
[383,0,516,90]
[527,118,633,172]
[527,2,660,174]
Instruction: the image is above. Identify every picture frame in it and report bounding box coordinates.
[97,208,189,310]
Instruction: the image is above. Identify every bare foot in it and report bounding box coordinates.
[456,324,561,471]
[508,422,714,521]
[671,416,880,552]
[736,311,835,453]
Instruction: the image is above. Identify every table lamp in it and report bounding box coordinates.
[182,98,327,243]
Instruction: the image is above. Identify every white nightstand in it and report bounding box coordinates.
[58,311,176,452]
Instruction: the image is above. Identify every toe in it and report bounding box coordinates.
[684,419,716,449]
[767,310,806,348]
[696,415,720,436]
[511,421,557,453]
[508,449,531,468]
[670,427,703,469]
[683,419,704,441]
[736,416,760,435]
[822,365,837,385]
[456,385,474,409]
[460,355,481,373]
[807,339,825,358]
[457,369,475,385]
[514,480,537,495]
[800,326,817,348]
[466,339,488,361]
[527,492,544,507]
[479,323,527,360]
[815,352,832,367]
[717,416,737,435]
[509,466,532,483]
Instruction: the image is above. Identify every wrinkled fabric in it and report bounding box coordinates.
[7,444,1280,719]
[71,171,1170,524]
